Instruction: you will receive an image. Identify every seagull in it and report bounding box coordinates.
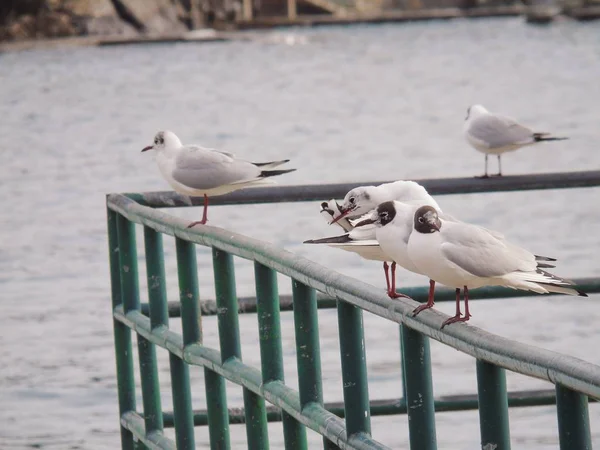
[406,205,586,327]
[332,180,438,224]
[305,181,441,301]
[464,104,568,177]
[142,131,296,227]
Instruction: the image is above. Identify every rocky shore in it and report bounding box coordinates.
[0,0,237,42]
[2,0,599,46]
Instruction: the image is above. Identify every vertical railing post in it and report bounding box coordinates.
[476,360,510,450]
[138,226,168,435]
[213,248,269,449]
[556,384,592,450]
[291,279,335,449]
[255,263,307,450]
[108,207,135,450]
[401,325,437,450]
[169,237,200,450]
[398,325,408,409]
[337,300,371,438]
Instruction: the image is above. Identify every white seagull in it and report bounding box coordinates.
[142,131,296,227]
[304,181,440,300]
[405,205,586,327]
[464,104,568,177]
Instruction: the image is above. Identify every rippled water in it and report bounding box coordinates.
[1,18,599,449]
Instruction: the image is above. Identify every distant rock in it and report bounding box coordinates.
[114,0,189,34]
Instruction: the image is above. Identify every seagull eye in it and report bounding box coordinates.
[418,217,424,224]
[381,212,388,220]
[349,197,355,204]
[154,138,159,144]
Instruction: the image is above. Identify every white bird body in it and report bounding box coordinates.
[151,132,289,197]
[142,131,295,226]
[407,206,584,297]
[464,104,567,176]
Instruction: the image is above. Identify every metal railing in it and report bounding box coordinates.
[107,170,600,450]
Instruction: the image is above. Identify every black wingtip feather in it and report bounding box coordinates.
[253,159,291,166]
[533,134,569,142]
[535,255,557,262]
[303,235,352,245]
[259,168,297,178]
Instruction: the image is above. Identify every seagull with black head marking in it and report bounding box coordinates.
[405,205,585,327]
[464,104,568,177]
[142,131,296,227]
[304,181,441,300]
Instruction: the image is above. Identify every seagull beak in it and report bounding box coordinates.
[141,145,153,152]
[428,219,441,232]
[330,207,354,224]
[354,218,375,227]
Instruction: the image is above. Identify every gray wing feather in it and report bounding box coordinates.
[441,223,536,278]
[470,115,534,148]
[172,146,260,190]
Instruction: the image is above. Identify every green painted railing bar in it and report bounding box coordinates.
[213,248,242,361]
[143,227,169,329]
[291,279,334,449]
[337,300,371,437]
[476,360,510,450]
[169,237,201,450]
[139,277,600,318]
[556,384,592,450]
[139,226,167,435]
[108,209,136,450]
[204,367,231,450]
[175,238,202,345]
[169,353,195,450]
[255,262,285,383]
[255,262,308,450]
[243,387,271,449]
[117,213,140,313]
[401,325,437,450]
[398,326,408,408]
[161,387,590,427]
[138,336,164,434]
[212,248,270,447]
[292,280,324,407]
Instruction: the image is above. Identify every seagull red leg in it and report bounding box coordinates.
[441,288,463,328]
[412,279,436,316]
[387,262,409,299]
[383,262,391,293]
[187,194,209,228]
[441,286,471,328]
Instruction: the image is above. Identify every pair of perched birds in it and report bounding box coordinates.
[140,104,576,327]
[305,180,585,327]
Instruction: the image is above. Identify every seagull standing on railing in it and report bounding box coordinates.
[464,104,568,178]
[142,131,296,227]
[304,181,441,302]
[371,204,586,328]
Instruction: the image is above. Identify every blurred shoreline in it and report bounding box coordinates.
[2,0,599,53]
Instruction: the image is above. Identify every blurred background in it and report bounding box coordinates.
[1,1,599,449]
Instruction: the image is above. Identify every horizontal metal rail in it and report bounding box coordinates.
[123,170,600,208]
[139,277,600,317]
[160,389,598,428]
[107,193,600,400]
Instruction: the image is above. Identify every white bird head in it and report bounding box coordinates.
[414,205,441,234]
[465,104,488,121]
[141,130,182,153]
[330,186,378,225]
